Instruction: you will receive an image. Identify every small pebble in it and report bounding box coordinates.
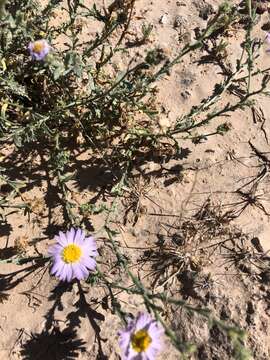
[159,14,169,25]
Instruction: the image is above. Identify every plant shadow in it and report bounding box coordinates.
[20,281,108,360]
[20,327,86,360]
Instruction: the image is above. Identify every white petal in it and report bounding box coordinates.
[67,228,75,243]
[74,228,85,244]
[59,232,69,245]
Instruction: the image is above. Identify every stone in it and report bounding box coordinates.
[159,14,169,25]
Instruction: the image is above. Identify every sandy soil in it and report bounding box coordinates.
[1,0,270,359]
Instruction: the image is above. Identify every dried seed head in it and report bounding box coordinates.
[14,236,29,252]
[27,196,46,215]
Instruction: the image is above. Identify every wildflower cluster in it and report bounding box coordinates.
[48,229,163,360]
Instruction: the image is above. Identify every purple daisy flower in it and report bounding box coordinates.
[119,312,164,360]
[28,39,51,61]
[48,228,98,282]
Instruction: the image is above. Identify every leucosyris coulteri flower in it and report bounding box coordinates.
[119,312,164,360]
[48,228,97,282]
[28,39,51,61]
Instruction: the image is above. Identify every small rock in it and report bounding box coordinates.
[147,161,161,173]
[159,14,169,25]
[139,160,160,174]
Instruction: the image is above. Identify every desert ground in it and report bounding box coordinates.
[1,0,270,359]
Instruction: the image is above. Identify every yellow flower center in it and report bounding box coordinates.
[62,244,82,263]
[131,329,152,353]
[32,41,45,54]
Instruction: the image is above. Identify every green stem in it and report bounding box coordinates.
[0,0,7,19]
